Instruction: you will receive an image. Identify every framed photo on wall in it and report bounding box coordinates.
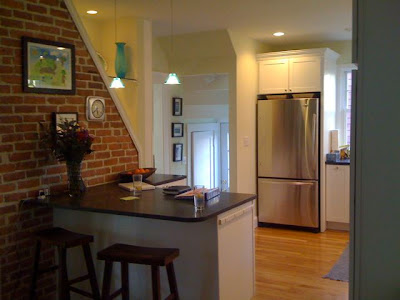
[172,97,183,116]
[52,112,78,131]
[171,123,184,137]
[173,143,183,162]
[22,36,76,94]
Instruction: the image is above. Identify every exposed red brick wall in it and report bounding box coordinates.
[0,0,139,298]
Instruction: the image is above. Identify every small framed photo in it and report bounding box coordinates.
[22,36,76,94]
[52,112,78,131]
[172,97,182,116]
[173,143,183,162]
[171,123,184,137]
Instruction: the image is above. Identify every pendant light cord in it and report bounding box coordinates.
[170,0,174,71]
[114,0,117,43]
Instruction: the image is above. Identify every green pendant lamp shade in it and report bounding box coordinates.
[164,0,180,85]
[115,42,127,78]
[109,0,126,89]
[164,73,180,85]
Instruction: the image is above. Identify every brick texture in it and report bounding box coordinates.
[0,0,139,298]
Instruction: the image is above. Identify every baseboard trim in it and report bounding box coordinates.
[326,221,350,231]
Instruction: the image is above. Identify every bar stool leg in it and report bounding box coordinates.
[82,244,101,300]
[101,261,113,300]
[166,262,179,300]
[121,262,129,300]
[29,240,41,300]
[151,265,161,300]
[58,247,70,300]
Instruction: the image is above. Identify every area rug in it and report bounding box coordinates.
[323,245,349,282]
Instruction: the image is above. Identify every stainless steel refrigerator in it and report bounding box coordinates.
[257,98,319,230]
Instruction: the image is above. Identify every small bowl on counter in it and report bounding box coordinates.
[119,168,157,183]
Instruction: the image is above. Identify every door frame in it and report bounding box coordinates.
[187,123,220,187]
[220,122,230,191]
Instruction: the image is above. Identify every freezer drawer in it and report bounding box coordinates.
[258,178,319,228]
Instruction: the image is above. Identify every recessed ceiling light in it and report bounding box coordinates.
[86,10,98,15]
[273,32,285,37]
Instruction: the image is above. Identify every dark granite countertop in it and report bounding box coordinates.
[325,159,350,165]
[143,174,186,186]
[44,183,256,222]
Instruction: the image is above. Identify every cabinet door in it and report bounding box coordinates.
[259,59,289,94]
[326,165,350,223]
[289,56,321,92]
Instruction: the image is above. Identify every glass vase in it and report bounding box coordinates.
[115,42,127,78]
[66,161,86,198]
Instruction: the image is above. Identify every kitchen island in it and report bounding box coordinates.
[47,183,256,300]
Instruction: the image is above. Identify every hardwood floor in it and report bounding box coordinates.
[253,227,349,300]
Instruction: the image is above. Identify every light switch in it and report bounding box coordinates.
[243,136,249,147]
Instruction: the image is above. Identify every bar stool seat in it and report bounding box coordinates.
[97,243,179,266]
[30,227,100,300]
[34,227,94,248]
[98,243,180,300]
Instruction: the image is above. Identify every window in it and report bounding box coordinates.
[344,71,352,145]
[337,64,356,146]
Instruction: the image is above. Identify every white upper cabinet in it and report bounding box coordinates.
[257,49,336,95]
[259,59,289,94]
[289,56,321,93]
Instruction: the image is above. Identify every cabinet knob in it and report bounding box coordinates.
[289,89,292,92]
[284,89,287,92]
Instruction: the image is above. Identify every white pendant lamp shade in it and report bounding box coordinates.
[164,73,181,85]
[110,77,125,88]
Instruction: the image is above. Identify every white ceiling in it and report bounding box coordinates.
[73,0,352,45]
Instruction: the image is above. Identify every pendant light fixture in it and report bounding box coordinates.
[164,0,181,85]
[110,0,126,89]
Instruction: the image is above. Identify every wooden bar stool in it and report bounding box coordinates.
[29,227,100,300]
[97,243,180,300]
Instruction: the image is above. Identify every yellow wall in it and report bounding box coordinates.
[154,30,236,75]
[79,16,153,165]
[228,30,269,193]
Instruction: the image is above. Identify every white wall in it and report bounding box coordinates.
[152,73,229,177]
[351,1,400,299]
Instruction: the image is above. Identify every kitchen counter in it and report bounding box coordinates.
[325,158,350,165]
[48,183,256,299]
[45,182,255,222]
[143,173,186,186]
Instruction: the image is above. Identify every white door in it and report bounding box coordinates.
[192,131,214,188]
[289,56,321,92]
[258,59,289,94]
[220,123,230,191]
[187,123,220,189]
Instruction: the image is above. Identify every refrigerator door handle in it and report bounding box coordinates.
[312,113,317,159]
[261,180,316,185]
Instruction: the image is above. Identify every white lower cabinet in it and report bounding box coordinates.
[326,164,350,224]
